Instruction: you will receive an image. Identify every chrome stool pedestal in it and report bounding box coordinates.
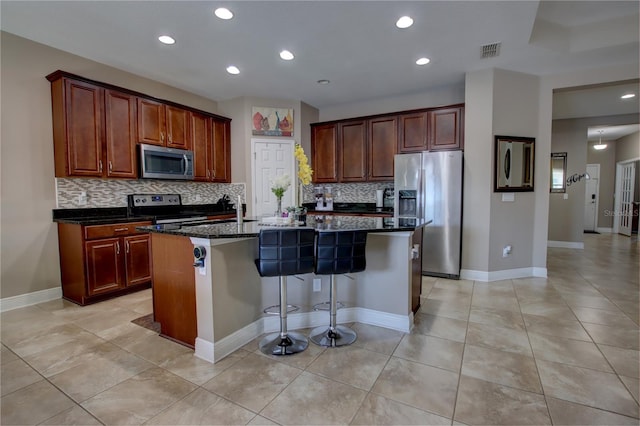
[255,229,315,356]
[309,230,367,348]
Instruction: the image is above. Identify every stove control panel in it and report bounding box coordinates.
[130,194,182,207]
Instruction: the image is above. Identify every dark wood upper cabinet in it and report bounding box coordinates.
[398,111,428,153]
[339,120,367,182]
[165,105,190,150]
[191,112,231,183]
[191,111,211,181]
[105,90,137,178]
[311,123,339,183]
[211,119,231,182]
[368,116,397,181]
[137,98,166,146]
[428,106,464,151]
[52,78,104,177]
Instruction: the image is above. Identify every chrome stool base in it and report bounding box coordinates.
[312,301,344,311]
[263,304,300,315]
[309,325,357,347]
[259,331,308,356]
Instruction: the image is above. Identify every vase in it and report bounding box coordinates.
[275,196,282,217]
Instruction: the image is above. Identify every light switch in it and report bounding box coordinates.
[501,193,515,202]
[563,194,569,200]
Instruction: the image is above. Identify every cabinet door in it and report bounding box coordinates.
[311,124,338,183]
[166,105,190,150]
[105,90,137,178]
[211,119,231,182]
[137,98,165,146]
[428,107,464,151]
[85,238,125,296]
[398,112,428,153]
[190,112,211,181]
[63,79,104,176]
[124,235,151,286]
[368,116,397,181]
[339,120,367,182]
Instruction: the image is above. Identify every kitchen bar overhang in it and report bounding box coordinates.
[139,215,428,363]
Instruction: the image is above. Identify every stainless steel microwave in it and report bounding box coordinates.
[139,143,194,180]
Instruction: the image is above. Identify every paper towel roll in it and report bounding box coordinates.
[376,190,384,207]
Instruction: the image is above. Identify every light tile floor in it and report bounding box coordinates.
[1,233,639,425]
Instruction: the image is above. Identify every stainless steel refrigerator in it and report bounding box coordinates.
[394,151,463,278]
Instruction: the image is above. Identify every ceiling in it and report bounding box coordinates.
[1,1,639,112]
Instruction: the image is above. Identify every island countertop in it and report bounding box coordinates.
[137,215,427,239]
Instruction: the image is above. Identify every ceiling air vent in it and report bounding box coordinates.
[481,42,501,58]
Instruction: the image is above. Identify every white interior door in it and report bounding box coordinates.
[584,164,599,232]
[619,162,636,236]
[251,139,295,217]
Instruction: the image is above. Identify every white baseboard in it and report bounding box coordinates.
[597,227,613,234]
[547,240,584,249]
[460,267,547,282]
[0,287,62,313]
[199,307,412,363]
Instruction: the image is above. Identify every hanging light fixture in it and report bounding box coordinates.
[593,130,607,150]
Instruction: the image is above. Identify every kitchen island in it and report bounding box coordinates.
[139,215,426,363]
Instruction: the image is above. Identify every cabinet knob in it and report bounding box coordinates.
[109,161,113,173]
[161,132,165,142]
[99,160,103,173]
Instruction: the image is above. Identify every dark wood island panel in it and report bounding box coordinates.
[150,233,197,348]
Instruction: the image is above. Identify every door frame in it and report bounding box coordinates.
[250,138,296,217]
[584,164,600,232]
[613,157,639,234]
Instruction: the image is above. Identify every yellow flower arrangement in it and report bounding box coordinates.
[294,143,313,185]
[294,143,313,206]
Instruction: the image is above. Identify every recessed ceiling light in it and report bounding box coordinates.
[621,93,636,99]
[416,57,430,65]
[396,16,413,29]
[226,65,240,75]
[280,50,294,61]
[317,79,330,85]
[158,35,176,45]
[214,7,233,20]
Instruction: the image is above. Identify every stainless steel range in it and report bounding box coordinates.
[127,194,207,224]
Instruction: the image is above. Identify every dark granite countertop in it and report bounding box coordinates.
[138,215,427,239]
[52,205,238,225]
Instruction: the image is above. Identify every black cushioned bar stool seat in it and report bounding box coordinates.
[255,228,315,356]
[310,230,367,347]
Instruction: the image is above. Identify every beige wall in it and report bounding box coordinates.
[615,130,640,162]
[0,32,221,300]
[218,97,319,216]
[549,114,638,242]
[488,69,540,271]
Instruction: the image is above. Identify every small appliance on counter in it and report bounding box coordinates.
[383,187,394,209]
[314,186,334,211]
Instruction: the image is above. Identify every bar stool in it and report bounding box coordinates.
[255,228,315,356]
[310,230,367,347]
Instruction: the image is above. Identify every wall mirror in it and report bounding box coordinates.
[494,135,535,192]
[550,152,567,193]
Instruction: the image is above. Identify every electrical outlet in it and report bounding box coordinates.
[502,245,512,257]
[78,191,87,205]
[195,194,202,202]
[313,278,321,292]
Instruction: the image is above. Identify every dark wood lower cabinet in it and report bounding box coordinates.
[57,222,151,305]
[150,233,197,348]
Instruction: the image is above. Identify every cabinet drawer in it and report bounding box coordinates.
[84,221,151,240]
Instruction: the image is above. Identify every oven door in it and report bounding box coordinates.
[139,144,194,180]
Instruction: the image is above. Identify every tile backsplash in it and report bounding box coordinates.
[56,178,393,209]
[56,178,246,208]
